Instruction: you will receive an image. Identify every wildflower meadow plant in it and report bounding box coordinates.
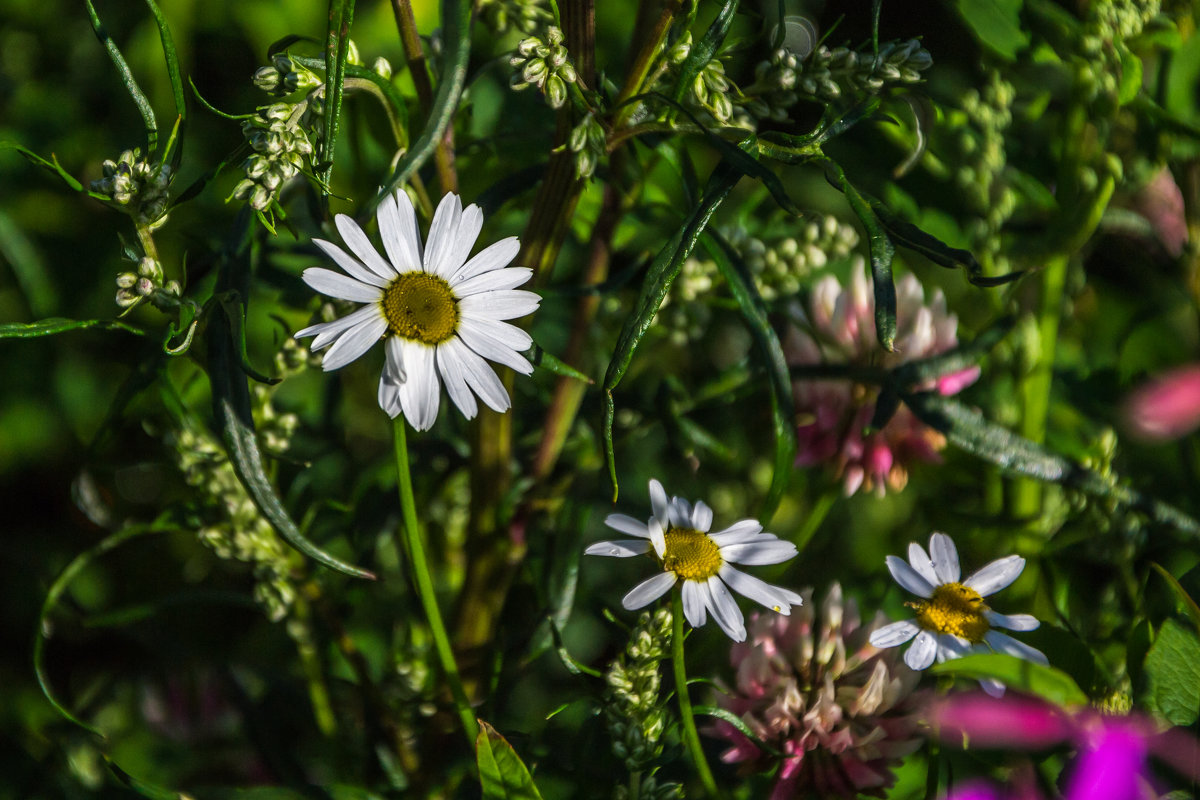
[6,0,1200,798]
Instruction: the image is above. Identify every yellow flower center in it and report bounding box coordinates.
[908,582,990,643]
[661,527,723,581]
[381,272,459,345]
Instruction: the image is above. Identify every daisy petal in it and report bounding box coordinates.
[445,203,484,276]
[980,678,1006,698]
[648,480,669,528]
[667,497,691,529]
[398,340,440,431]
[705,576,747,642]
[584,540,651,558]
[334,214,396,280]
[719,540,799,566]
[458,290,541,321]
[718,565,802,613]
[622,572,678,610]
[984,611,1040,632]
[907,542,939,587]
[456,315,532,353]
[451,237,520,283]
[707,520,764,546]
[378,190,423,271]
[454,267,535,297]
[604,513,652,538]
[886,555,936,598]
[984,631,1048,664]
[296,303,383,347]
[320,315,387,370]
[454,342,511,413]
[936,634,971,662]
[681,580,706,628]
[691,501,714,533]
[929,532,961,583]
[423,193,462,278]
[456,322,534,375]
[964,555,1025,597]
[648,518,666,558]
[905,630,938,670]
[869,619,920,649]
[435,337,478,420]
[301,267,383,303]
[313,238,389,288]
[377,337,405,417]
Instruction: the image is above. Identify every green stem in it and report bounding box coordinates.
[671,591,720,799]
[392,418,479,745]
[613,0,681,130]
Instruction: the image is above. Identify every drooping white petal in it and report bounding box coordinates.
[907,542,939,587]
[964,555,1026,597]
[444,203,484,276]
[718,565,802,613]
[681,580,706,627]
[667,497,692,529]
[622,572,678,610]
[378,190,423,272]
[869,619,920,649]
[984,611,1040,632]
[397,340,440,431]
[334,214,396,281]
[691,501,714,533]
[320,314,387,370]
[935,634,971,662]
[719,539,799,566]
[458,290,541,321]
[301,267,384,303]
[453,267,534,297]
[929,532,961,584]
[435,337,478,420]
[454,340,511,413]
[604,513,652,538]
[649,480,669,529]
[984,630,1048,664]
[886,555,936,599]
[980,678,1006,698]
[707,520,764,546]
[456,315,532,354]
[584,540,651,558]
[377,337,405,417]
[456,321,534,375]
[312,238,390,288]
[904,630,938,670]
[384,334,406,382]
[648,518,666,558]
[451,237,520,283]
[705,576,747,642]
[296,303,383,348]
[423,193,463,278]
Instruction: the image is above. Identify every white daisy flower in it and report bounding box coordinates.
[295,190,540,431]
[868,532,1046,697]
[585,478,804,642]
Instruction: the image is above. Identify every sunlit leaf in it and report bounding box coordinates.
[476,720,545,800]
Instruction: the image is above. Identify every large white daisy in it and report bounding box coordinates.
[868,532,1046,697]
[586,479,804,642]
[295,190,540,431]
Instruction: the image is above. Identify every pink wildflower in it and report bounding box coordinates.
[1123,363,1200,441]
[785,265,977,495]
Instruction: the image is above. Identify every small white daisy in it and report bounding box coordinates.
[295,190,540,431]
[868,532,1046,697]
[585,479,804,642]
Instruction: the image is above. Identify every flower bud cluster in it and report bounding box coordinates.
[603,609,674,773]
[231,101,318,213]
[252,53,323,96]
[115,257,182,310]
[690,59,735,123]
[90,148,172,226]
[612,775,682,800]
[954,72,1016,276]
[479,0,553,35]
[739,214,860,301]
[509,26,577,109]
[567,112,606,179]
[1092,0,1160,40]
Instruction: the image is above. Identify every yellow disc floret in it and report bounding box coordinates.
[382,272,459,345]
[908,582,990,643]
[661,527,723,581]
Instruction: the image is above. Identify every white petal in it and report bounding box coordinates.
[929,532,961,584]
[707,520,764,546]
[667,497,692,529]
[320,315,387,370]
[584,540,651,558]
[445,203,484,277]
[718,565,802,613]
[456,321,534,376]
[334,214,396,280]
[886,555,935,598]
[985,611,1040,632]
[423,193,463,278]
[681,580,706,627]
[435,337,478,420]
[454,340,511,413]
[296,303,383,347]
[385,334,406,381]
[451,237,520,283]
[398,340,440,431]
[457,315,532,354]
[377,337,405,417]
[720,540,798,566]
[691,501,714,533]
[936,634,971,662]
[965,555,1025,597]
[458,290,541,321]
[984,630,1048,664]
[378,190,423,272]
[980,678,1006,698]
[302,268,383,303]
[605,513,652,538]
[453,267,534,297]
[313,238,389,288]
[623,572,677,610]
[907,542,939,587]
[705,576,746,642]
[649,480,669,529]
[648,518,666,558]
[904,630,938,670]
[869,619,920,649]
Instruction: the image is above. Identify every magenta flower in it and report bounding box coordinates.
[1123,363,1200,441]
[785,265,978,496]
[932,693,1200,800]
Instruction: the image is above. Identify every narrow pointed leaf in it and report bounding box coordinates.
[319,0,357,195]
[670,0,740,105]
[526,342,592,383]
[0,317,145,339]
[142,0,186,128]
[83,0,158,153]
[476,720,545,800]
[834,167,896,351]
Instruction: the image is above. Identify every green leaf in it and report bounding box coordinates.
[702,231,796,520]
[1117,43,1143,107]
[142,0,187,162]
[83,0,159,154]
[475,720,545,800]
[929,654,1088,707]
[0,317,145,339]
[670,0,739,105]
[1144,618,1200,725]
[834,166,897,351]
[1151,563,1200,631]
[692,705,783,757]
[1,142,95,194]
[104,757,188,800]
[954,0,1029,61]
[527,343,592,383]
[319,0,357,197]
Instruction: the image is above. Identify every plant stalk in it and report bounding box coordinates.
[671,590,720,798]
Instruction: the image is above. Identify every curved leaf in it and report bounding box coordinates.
[0,317,145,339]
[670,0,740,105]
[929,654,1088,707]
[83,0,158,153]
[832,165,897,351]
[476,720,545,800]
[318,0,357,195]
[527,342,592,383]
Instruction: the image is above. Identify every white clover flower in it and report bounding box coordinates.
[868,532,1046,697]
[586,479,803,642]
[295,191,540,431]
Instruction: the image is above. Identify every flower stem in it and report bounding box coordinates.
[671,590,720,799]
[392,418,478,746]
